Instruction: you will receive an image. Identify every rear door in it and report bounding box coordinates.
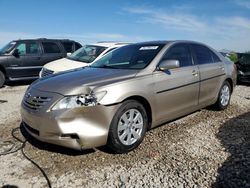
[7,41,42,78]
[153,43,200,122]
[40,41,64,65]
[191,44,226,105]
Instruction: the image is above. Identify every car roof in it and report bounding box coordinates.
[131,40,208,46]
[12,38,78,43]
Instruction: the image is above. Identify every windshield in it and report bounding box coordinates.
[91,44,164,69]
[0,41,16,53]
[67,45,107,63]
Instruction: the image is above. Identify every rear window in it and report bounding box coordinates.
[75,43,82,51]
[42,42,61,53]
[192,44,213,64]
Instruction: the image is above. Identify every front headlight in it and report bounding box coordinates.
[51,91,107,110]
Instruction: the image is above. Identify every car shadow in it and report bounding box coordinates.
[213,112,250,187]
[20,123,95,156]
[4,80,35,87]
[237,82,250,87]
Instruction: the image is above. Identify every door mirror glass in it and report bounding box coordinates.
[12,49,20,57]
[158,60,180,71]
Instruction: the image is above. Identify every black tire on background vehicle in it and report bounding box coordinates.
[0,71,5,88]
[107,100,148,154]
[214,81,232,110]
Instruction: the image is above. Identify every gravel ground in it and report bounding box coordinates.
[0,83,250,188]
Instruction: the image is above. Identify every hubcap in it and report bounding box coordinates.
[117,109,143,146]
[220,85,230,106]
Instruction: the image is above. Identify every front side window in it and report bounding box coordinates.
[91,44,164,69]
[16,42,39,55]
[192,44,213,65]
[162,44,193,67]
[68,45,107,63]
[42,42,61,53]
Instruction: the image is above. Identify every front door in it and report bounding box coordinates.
[153,43,200,123]
[8,41,42,78]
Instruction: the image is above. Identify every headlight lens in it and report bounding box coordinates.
[51,91,106,110]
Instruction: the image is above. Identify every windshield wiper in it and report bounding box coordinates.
[99,65,118,69]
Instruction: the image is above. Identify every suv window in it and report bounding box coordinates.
[162,44,193,67]
[192,44,213,64]
[75,43,82,51]
[42,42,61,53]
[16,42,39,55]
[62,42,74,53]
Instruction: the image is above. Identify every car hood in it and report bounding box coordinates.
[44,58,88,72]
[32,67,139,95]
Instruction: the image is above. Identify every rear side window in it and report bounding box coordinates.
[162,44,193,67]
[42,42,61,53]
[211,52,221,63]
[62,42,74,53]
[192,44,213,64]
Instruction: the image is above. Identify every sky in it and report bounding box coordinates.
[0,0,250,52]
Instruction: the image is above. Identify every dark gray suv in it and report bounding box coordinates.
[0,38,82,87]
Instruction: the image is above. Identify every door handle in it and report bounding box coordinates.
[192,70,198,76]
[219,65,225,70]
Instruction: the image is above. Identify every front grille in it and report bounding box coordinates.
[23,93,52,111]
[41,68,54,77]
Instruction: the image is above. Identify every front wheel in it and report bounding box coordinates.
[0,71,5,88]
[107,100,148,153]
[214,81,231,110]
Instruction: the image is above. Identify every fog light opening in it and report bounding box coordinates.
[61,133,79,139]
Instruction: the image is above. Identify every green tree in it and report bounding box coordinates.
[228,53,238,63]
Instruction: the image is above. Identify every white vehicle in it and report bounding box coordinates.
[39,42,129,78]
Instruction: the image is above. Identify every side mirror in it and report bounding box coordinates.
[158,59,180,71]
[12,49,20,57]
[67,52,72,56]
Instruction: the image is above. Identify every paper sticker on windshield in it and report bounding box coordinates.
[139,46,159,50]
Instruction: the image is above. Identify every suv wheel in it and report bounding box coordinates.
[214,81,231,110]
[0,71,5,88]
[107,100,148,153]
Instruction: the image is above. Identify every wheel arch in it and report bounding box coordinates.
[0,65,6,77]
[225,77,234,93]
[122,95,152,130]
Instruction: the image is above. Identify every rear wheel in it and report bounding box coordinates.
[0,71,5,88]
[107,100,148,153]
[214,81,231,110]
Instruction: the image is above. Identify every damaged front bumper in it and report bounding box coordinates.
[20,90,120,150]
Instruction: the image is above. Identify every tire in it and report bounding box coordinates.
[214,81,231,110]
[0,71,5,88]
[107,100,148,153]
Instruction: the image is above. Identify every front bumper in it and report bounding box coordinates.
[21,103,120,150]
